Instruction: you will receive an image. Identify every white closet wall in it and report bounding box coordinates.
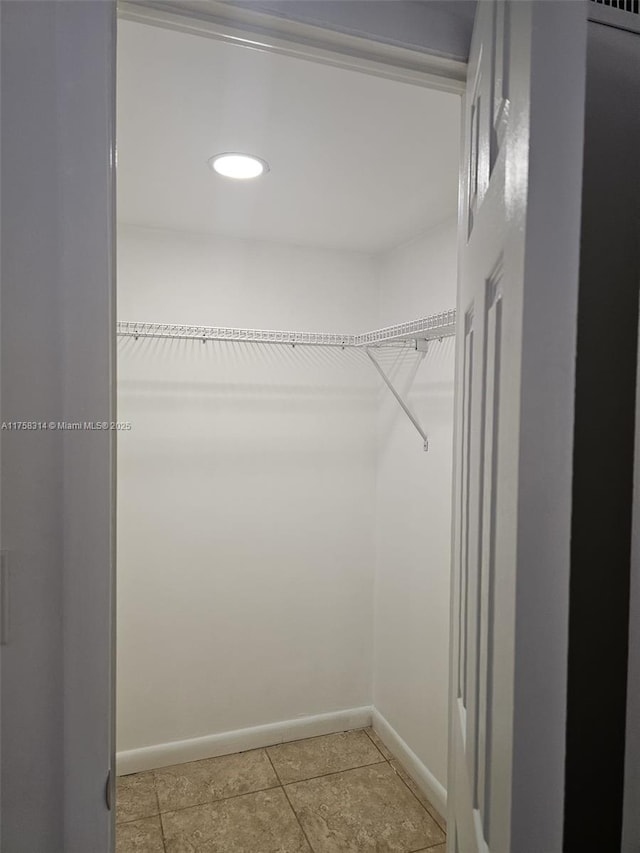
[116,220,457,794]
[117,224,378,756]
[373,217,457,790]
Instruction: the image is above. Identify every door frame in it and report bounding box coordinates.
[1,2,117,852]
[114,0,468,825]
[118,0,468,94]
[4,0,636,849]
[107,2,640,849]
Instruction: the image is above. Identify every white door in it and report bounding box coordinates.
[449,2,588,852]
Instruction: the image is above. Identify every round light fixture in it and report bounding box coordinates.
[208,153,269,180]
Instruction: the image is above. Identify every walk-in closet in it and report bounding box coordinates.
[115,12,460,853]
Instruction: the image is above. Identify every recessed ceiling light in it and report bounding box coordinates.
[208,153,269,180]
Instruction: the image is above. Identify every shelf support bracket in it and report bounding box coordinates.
[366,348,429,451]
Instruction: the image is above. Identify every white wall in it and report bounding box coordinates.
[116,225,378,754]
[373,218,457,789]
[116,220,457,789]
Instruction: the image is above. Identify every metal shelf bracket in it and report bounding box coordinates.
[366,349,429,452]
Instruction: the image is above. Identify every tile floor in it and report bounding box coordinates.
[116,727,447,853]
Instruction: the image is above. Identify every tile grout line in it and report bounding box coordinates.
[361,727,389,762]
[281,784,317,853]
[151,770,168,853]
[270,765,318,853]
[263,748,284,787]
[267,726,371,748]
[387,762,447,836]
[265,748,317,853]
[277,757,388,788]
[362,726,386,755]
[146,780,283,819]
[114,774,167,852]
[363,727,446,835]
[115,812,161,826]
[407,835,448,853]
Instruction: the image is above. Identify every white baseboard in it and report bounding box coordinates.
[117,703,448,820]
[371,708,447,817]
[117,706,373,776]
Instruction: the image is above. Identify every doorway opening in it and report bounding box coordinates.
[115,10,460,852]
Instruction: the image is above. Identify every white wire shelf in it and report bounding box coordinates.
[117,309,456,349]
[117,308,457,451]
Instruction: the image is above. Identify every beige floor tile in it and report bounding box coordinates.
[116,772,158,824]
[161,788,312,853]
[389,759,446,831]
[364,727,393,760]
[267,730,385,784]
[154,748,278,812]
[116,816,164,853]
[414,846,447,852]
[285,762,446,852]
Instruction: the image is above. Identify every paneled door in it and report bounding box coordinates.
[449,3,588,852]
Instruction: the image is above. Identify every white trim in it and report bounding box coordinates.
[116,706,373,775]
[118,0,466,93]
[371,708,447,818]
[588,4,640,35]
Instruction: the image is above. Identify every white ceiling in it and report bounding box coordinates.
[117,20,460,254]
